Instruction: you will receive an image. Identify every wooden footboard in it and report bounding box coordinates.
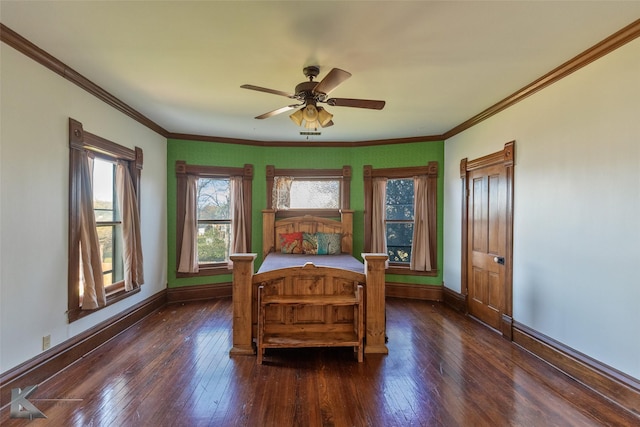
[230,253,388,356]
[256,274,364,364]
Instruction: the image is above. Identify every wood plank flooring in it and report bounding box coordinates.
[1,297,638,426]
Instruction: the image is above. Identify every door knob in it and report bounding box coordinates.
[493,256,505,265]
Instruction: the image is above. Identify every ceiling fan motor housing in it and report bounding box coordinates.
[295,81,319,100]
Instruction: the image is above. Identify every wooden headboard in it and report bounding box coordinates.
[262,210,354,258]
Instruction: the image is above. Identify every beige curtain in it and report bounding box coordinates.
[410,175,432,271]
[178,175,199,273]
[79,153,106,309]
[228,176,247,268]
[371,177,388,261]
[230,176,247,253]
[273,176,293,210]
[116,163,144,290]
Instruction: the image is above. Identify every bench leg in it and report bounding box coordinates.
[257,287,264,365]
[357,292,364,362]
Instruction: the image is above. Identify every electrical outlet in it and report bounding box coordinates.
[42,335,51,351]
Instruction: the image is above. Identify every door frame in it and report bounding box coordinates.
[460,141,515,339]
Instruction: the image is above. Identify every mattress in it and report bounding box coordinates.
[257,253,365,274]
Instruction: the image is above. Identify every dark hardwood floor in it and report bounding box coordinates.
[2,297,637,426]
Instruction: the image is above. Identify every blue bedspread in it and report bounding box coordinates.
[257,253,365,274]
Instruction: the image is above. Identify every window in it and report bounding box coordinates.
[175,162,253,277]
[68,118,144,322]
[385,178,414,264]
[266,165,351,216]
[273,177,341,210]
[92,158,124,290]
[364,163,438,276]
[196,177,231,264]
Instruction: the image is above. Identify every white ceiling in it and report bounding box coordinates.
[1,1,639,143]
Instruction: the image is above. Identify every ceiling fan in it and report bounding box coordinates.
[241,66,385,130]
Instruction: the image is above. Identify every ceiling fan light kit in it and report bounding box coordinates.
[289,108,304,126]
[302,104,318,122]
[288,104,334,130]
[241,66,385,133]
[317,107,333,127]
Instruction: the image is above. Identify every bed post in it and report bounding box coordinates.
[340,210,354,254]
[262,209,275,258]
[229,253,257,356]
[362,253,389,354]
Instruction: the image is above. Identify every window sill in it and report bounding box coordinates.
[176,264,231,278]
[275,209,341,219]
[385,265,439,277]
[68,286,140,323]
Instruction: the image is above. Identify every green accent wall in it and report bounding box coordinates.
[167,139,444,288]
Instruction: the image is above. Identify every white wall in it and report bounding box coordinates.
[0,45,168,373]
[443,39,640,379]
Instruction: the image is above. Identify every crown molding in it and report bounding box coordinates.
[167,132,444,147]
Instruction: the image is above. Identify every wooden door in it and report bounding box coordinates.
[461,142,514,338]
[468,164,507,329]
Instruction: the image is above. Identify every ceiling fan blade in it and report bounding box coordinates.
[255,104,300,119]
[241,84,295,98]
[326,98,386,110]
[312,68,352,96]
[321,120,334,128]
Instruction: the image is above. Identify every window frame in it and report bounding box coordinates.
[363,163,438,276]
[68,118,143,322]
[175,161,253,277]
[266,165,351,218]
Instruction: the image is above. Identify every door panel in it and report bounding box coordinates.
[488,174,504,255]
[472,178,487,252]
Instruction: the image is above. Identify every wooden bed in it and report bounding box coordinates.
[230,209,388,361]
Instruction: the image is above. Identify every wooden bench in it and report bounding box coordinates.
[257,284,364,364]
